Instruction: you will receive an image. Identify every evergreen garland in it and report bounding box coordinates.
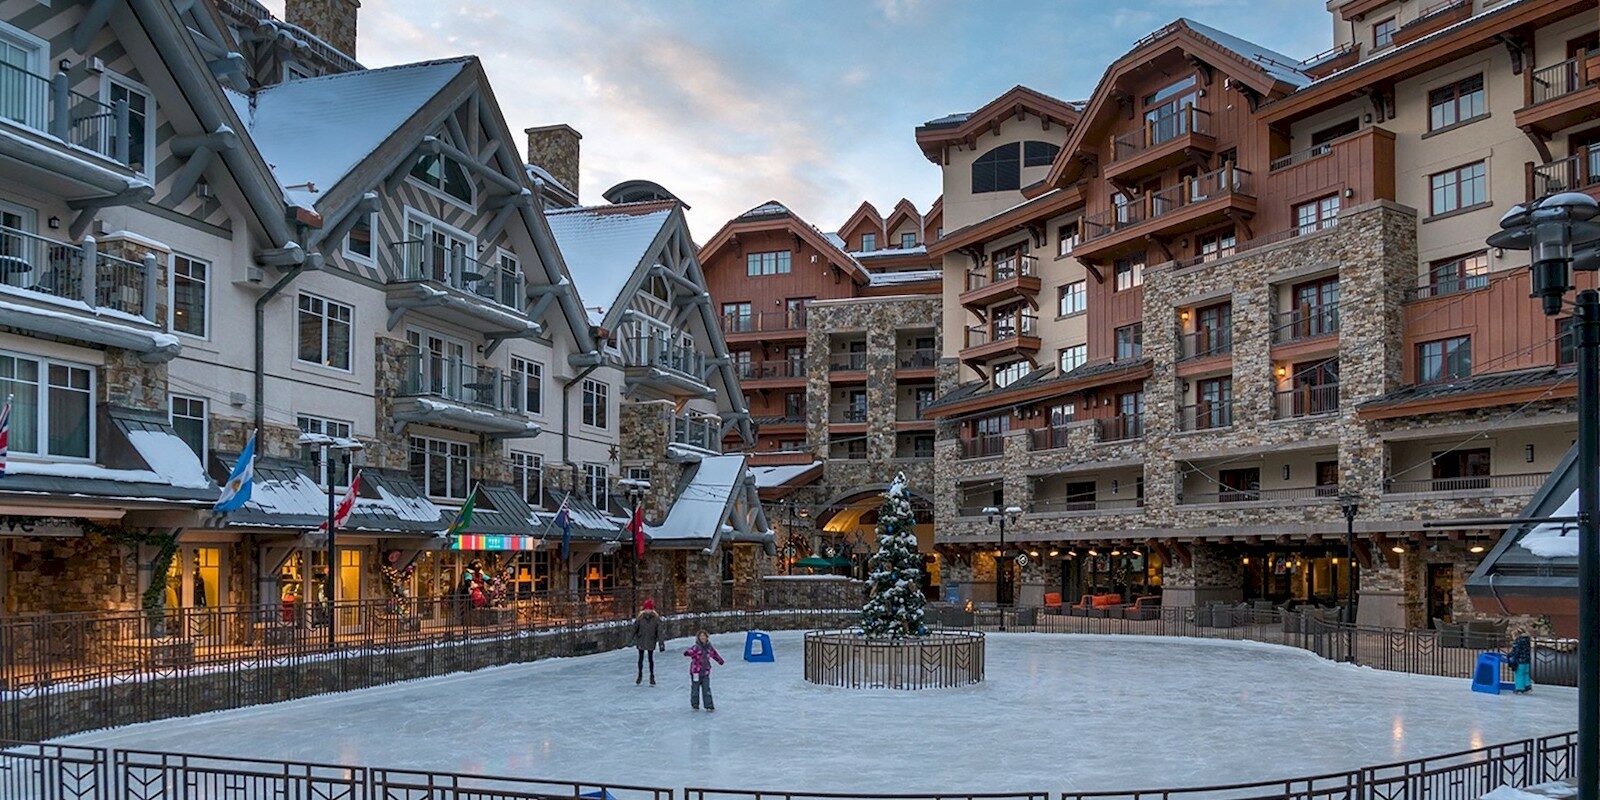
[860,472,928,638]
[89,523,180,616]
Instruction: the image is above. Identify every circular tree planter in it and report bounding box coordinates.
[803,629,985,689]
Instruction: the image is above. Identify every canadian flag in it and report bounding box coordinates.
[319,470,363,531]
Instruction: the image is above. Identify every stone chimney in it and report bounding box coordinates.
[525,124,582,196]
[285,0,361,59]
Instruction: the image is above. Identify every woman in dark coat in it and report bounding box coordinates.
[631,599,666,685]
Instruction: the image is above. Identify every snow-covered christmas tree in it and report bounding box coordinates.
[861,473,928,638]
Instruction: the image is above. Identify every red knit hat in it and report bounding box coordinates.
[642,598,655,611]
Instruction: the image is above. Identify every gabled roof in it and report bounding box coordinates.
[700,201,871,285]
[883,198,922,235]
[915,85,1083,163]
[645,454,772,553]
[838,201,884,241]
[1043,18,1311,188]
[545,200,677,327]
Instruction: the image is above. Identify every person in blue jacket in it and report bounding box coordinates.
[1507,635,1533,694]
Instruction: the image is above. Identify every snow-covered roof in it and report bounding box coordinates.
[852,245,929,258]
[544,201,674,324]
[220,457,445,533]
[646,454,748,542]
[1181,18,1311,88]
[739,201,790,219]
[230,58,471,207]
[824,232,847,250]
[867,269,942,286]
[1520,486,1580,559]
[750,461,822,489]
[525,163,574,197]
[922,112,970,127]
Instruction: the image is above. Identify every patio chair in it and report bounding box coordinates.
[1088,593,1123,618]
[1042,592,1063,614]
[1067,594,1094,617]
[1121,595,1162,621]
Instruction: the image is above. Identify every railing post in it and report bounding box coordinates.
[141,253,158,321]
[113,97,130,165]
[80,236,97,306]
[50,72,69,142]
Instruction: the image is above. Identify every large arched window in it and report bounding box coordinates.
[1023,140,1060,167]
[971,143,1021,193]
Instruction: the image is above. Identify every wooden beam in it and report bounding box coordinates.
[72,0,116,54]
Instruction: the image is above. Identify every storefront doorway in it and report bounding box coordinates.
[1426,563,1455,626]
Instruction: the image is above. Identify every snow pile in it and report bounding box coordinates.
[124,429,212,489]
[1483,783,1578,800]
[1521,486,1581,559]
[5,460,192,489]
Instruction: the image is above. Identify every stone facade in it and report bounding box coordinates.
[284,0,360,58]
[525,125,582,195]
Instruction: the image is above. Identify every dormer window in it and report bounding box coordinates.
[861,233,876,251]
[410,152,473,205]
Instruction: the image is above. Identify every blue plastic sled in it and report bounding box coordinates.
[744,630,774,662]
[1471,652,1516,694]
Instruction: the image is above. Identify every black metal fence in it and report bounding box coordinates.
[802,630,985,689]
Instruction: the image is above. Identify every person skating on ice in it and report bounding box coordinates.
[1507,634,1534,694]
[631,598,666,685]
[684,629,724,711]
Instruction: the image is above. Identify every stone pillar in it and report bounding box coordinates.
[524,124,582,196]
[1160,542,1243,606]
[285,0,361,58]
[865,323,897,463]
[1357,562,1406,628]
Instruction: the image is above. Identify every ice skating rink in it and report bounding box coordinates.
[65,631,1577,793]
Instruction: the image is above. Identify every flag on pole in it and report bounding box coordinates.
[555,496,573,561]
[0,395,11,478]
[628,503,647,559]
[319,470,363,531]
[215,433,257,512]
[443,485,479,538]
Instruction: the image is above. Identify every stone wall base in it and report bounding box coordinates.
[1358,589,1406,629]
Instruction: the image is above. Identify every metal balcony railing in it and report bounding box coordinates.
[1030,424,1075,451]
[736,360,802,380]
[1029,496,1142,513]
[1177,326,1233,360]
[829,351,868,372]
[0,225,157,320]
[1178,400,1234,432]
[720,308,806,334]
[834,405,869,423]
[625,334,706,378]
[1111,106,1212,162]
[1530,57,1585,105]
[899,348,938,369]
[1083,166,1251,241]
[391,240,522,310]
[1179,485,1335,505]
[1098,415,1143,441]
[829,448,870,461]
[398,352,519,412]
[1532,147,1600,197]
[1271,302,1340,343]
[1382,472,1550,494]
[670,414,721,451]
[0,62,133,166]
[964,311,1038,348]
[966,254,1037,291]
[960,434,1005,459]
[1273,384,1340,419]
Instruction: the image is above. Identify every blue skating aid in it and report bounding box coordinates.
[1470,652,1514,694]
[581,791,618,800]
[744,630,774,662]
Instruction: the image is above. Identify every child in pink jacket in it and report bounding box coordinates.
[683,629,725,711]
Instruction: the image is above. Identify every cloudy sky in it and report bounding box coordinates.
[262,0,1332,237]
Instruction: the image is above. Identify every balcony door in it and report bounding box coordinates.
[1292,277,1339,337]
[0,199,36,289]
[0,25,46,130]
[405,213,474,286]
[1431,448,1490,490]
[407,328,469,400]
[1196,302,1231,355]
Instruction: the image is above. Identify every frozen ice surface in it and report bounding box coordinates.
[64,632,1577,793]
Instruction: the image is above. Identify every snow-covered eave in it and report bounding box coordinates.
[384,283,542,338]
[0,299,179,362]
[391,398,542,438]
[624,367,714,399]
[0,125,152,196]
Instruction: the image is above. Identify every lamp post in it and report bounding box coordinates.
[301,433,363,650]
[1487,192,1600,800]
[983,504,1023,631]
[1339,492,1359,662]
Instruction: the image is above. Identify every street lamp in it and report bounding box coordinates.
[1339,492,1359,662]
[983,504,1023,631]
[299,433,363,649]
[1487,192,1600,800]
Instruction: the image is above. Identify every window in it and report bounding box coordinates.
[1428,252,1490,296]
[584,463,610,508]
[722,302,752,331]
[104,75,153,174]
[1023,140,1060,167]
[581,379,609,428]
[1294,195,1340,234]
[403,213,475,286]
[1064,481,1096,509]
[1196,377,1233,429]
[496,251,521,309]
[1198,230,1237,262]
[1292,358,1340,415]
[1373,17,1397,49]
[1059,344,1086,373]
[583,552,618,591]
[410,435,471,500]
[0,28,46,129]
[1143,75,1198,144]
[745,251,791,276]
[1560,317,1576,366]
[912,435,935,458]
[1428,74,1485,131]
[784,392,805,420]
[861,233,877,252]
[844,390,868,420]
[1432,448,1491,490]
[1057,220,1081,256]
[1417,336,1471,383]
[1058,280,1086,316]
[510,357,543,415]
[975,414,1009,437]
[994,361,1029,388]
[0,353,92,459]
[900,232,917,249]
[297,293,352,371]
[409,152,473,205]
[1115,322,1143,360]
[1316,460,1340,496]
[170,254,209,337]
[1218,468,1261,502]
[971,142,1021,193]
[1114,256,1144,291]
[1429,161,1487,216]
[511,451,544,508]
[170,396,207,461]
[627,465,652,486]
[1195,303,1232,355]
[344,212,375,263]
[299,415,354,487]
[1049,402,1076,426]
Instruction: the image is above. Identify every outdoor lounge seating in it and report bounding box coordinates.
[1118,595,1161,620]
[1043,592,1063,613]
[1088,593,1123,618]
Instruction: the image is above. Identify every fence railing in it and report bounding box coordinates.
[1529,56,1584,105]
[1531,147,1600,198]
[0,225,158,320]
[829,351,869,371]
[964,311,1038,349]
[1111,106,1212,162]
[1030,424,1076,451]
[1082,167,1251,242]
[1176,327,1232,360]
[738,360,803,380]
[959,434,1005,459]
[720,309,806,335]
[1382,471,1550,494]
[1097,415,1142,442]
[671,413,722,451]
[1028,495,1142,514]
[0,62,133,166]
[899,348,938,369]
[1273,384,1340,419]
[1179,485,1335,505]
[391,240,522,310]
[966,254,1038,291]
[1271,302,1340,343]
[627,334,707,379]
[398,351,520,412]
[1177,400,1233,431]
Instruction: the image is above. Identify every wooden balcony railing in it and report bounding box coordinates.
[1082,166,1252,243]
[1111,106,1212,162]
[959,434,1005,459]
[966,254,1038,291]
[1273,384,1340,419]
[720,308,806,335]
[1271,302,1340,344]
[1097,415,1143,442]
[1382,471,1550,494]
[964,311,1038,348]
[1177,327,1233,361]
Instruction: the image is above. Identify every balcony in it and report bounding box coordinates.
[1382,471,1549,496]
[1271,303,1340,345]
[960,310,1040,363]
[1529,147,1600,202]
[1030,424,1076,451]
[0,62,141,181]
[1178,400,1233,432]
[670,414,722,452]
[1106,107,1216,183]
[959,434,1005,460]
[720,308,807,342]
[1098,415,1143,442]
[1179,485,1335,505]
[736,359,805,385]
[1177,327,1232,362]
[1029,496,1142,514]
[1301,43,1359,80]
[898,348,938,371]
[392,352,537,438]
[1516,56,1600,137]
[1392,0,1470,47]
[828,351,869,382]
[1075,166,1256,261]
[1273,384,1340,419]
[960,254,1041,309]
[831,404,869,424]
[622,334,711,397]
[385,241,535,339]
[0,225,173,359]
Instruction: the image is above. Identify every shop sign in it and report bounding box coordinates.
[0,517,84,537]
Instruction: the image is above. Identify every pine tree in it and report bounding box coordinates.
[860,473,928,638]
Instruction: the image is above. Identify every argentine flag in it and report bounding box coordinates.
[215,433,257,513]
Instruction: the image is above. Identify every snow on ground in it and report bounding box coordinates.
[64,632,1576,793]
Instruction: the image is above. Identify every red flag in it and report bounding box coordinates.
[319,470,363,531]
[628,504,646,558]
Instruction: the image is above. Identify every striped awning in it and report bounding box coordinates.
[451,534,541,551]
